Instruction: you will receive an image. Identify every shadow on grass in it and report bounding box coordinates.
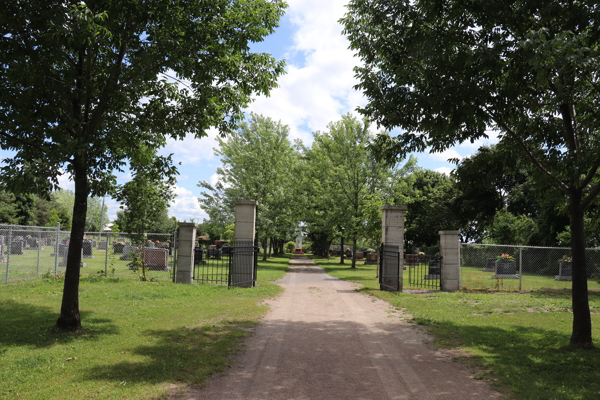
[0,300,119,347]
[84,315,600,400]
[530,288,600,301]
[426,320,600,400]
[83,320,256,385]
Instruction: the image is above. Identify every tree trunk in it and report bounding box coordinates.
[262,235,268,261]
[56,158,87,330]
[340,236,345,264]
[268,237,272,258]
[569,192,593,347]
[351,237,357,268]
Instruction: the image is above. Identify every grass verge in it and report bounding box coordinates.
[312,256,600,400]
[0,254,289,400]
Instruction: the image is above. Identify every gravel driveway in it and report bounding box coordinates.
[175,257,502,400]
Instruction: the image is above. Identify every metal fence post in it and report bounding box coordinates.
[37,229,41,276]
[54,223,60,277]
[6,225,12,284]
[172,230,178,283]
[104,233,109,277]
[519,248,523,292]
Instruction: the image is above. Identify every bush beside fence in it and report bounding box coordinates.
[0,224,175,283]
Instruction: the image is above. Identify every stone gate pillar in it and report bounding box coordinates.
[439,230,460,291]
[380,205,407,291]
[176,222,196,283]
[233,200,258,287]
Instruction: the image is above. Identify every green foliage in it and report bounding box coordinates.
[199,113,299,255]
[224,223,235,243]
[286,241,295,253]
[1,0,287,327]
[342,0,600,346]
[114,148,177,280]
[0,191,18,224]
[485,209,539,246]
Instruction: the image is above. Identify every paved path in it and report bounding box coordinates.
[176,257,501,400]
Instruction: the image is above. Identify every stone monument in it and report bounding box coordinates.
[292,236,304,254]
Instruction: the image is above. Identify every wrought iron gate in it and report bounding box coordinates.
[193,239,259,288]
[379,244,401,291]
[407,253,442,290]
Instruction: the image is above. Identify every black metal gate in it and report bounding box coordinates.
[379,244,401,291]
[193,239,259,288]
[407,253,442,290]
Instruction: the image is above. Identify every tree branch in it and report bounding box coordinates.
[581,180,600,210]
[581,160,600,189]
[482,106,569,194]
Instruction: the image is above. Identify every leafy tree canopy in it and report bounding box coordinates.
[342,0,600,347]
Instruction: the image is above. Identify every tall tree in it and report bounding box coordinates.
[114,148,177,280]
[342,0,600,347]
[198,113,297,259]
[1,0,286,329]
[310,115,389,268]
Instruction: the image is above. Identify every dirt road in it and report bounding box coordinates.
[176,257,502,400]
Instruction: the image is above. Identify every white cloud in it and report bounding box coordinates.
[459,129,501,149]
[428,149,464,163]
[247,0,365,144]
[162,127,220,165]
[169,195,207,222]
[435,167,453,176]
[173,185,193,197]
[57,170,75,192]
[209,173,219,187]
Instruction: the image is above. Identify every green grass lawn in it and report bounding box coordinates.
[312,256,600,400]
[0,254,290,400]
[461,264,600,292]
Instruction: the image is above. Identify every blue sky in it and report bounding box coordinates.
[2,0,500,224]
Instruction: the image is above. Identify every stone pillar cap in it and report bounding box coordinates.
[233,200,259,206]
[380,205,407,211]
[179,222,197,227]
[439,230,460,235]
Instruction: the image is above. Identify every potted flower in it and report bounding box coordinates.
[495,253,517,275]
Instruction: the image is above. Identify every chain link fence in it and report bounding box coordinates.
[461,243,600,292]
[0,224,176,283]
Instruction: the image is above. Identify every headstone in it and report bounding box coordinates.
[120,245,136,261]
[27,237,41,250]
[484,258,496,272]
[365,252,379,265]
[44,237,53,246]
[355,251,364,260]
[125,242,132,246]
[60,248,85,268]
[82,240,93,258]
[424,259,441,279]
[91,240,97,248]
[10,240,24,255]
[142,248,169,271]
[493,259,519,279]
[556,261,573,281]
[98,241,108,250]
[113,242,125,254]
[145,241,155,248]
